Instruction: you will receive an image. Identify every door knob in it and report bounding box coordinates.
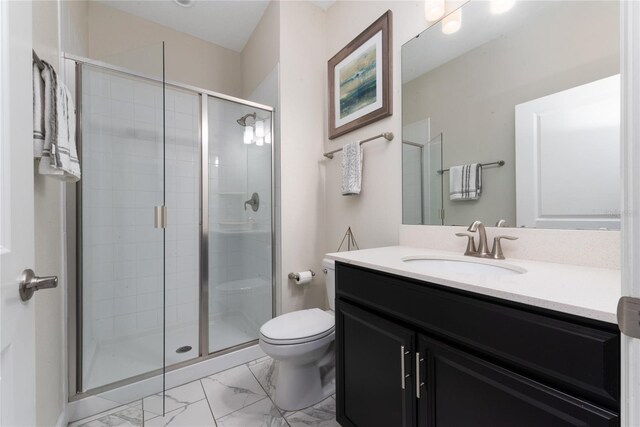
[19,269,58,301]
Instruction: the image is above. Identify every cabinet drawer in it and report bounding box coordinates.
[336,263,620,409]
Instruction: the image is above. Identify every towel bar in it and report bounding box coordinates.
[323,132,394,159]
[438,160,505,174]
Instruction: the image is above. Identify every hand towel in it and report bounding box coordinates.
[39,61,81,182]
[449,163,482,200]
[341,141,363,196]
[33,62,45,157]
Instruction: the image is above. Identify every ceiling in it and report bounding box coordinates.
[97,0,336,53]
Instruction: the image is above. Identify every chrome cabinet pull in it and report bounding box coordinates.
[416,352,425,398]
[19,269,58,301]
[400,345,410,389]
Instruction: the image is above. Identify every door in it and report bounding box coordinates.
[206,96,274,354]
[420,336,618,427]
[0,1,36,425]
[515,74,621,230]
[336,300,414,427]
[73,43,168,415]
[620,2,640,426]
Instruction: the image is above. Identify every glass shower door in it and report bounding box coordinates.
[206,96,273,354]
[78,43,167,415]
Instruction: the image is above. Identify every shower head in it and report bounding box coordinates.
[237,112,257,127]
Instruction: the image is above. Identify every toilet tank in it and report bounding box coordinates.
[322,258,336,311]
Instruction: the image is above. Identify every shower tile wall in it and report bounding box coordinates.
[82,66,200,389]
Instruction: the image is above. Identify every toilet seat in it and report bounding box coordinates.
[260,308,335,345]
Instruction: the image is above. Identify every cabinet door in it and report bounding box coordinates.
[418,335,618,427]
[336,299,415,427]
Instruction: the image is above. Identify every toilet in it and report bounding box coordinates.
[259,258,336,411]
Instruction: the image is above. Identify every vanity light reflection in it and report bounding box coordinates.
[490,0,516,15]
[442,9,462,35]
[425,0,445,21]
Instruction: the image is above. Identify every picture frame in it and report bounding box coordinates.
[328,10,393,140]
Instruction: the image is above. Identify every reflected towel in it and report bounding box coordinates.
[449,163,482,200]
[39,61,81,182]
[341,141,363,195]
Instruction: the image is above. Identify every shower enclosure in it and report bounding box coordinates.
[66,45,275,412]
[402,133,443,225]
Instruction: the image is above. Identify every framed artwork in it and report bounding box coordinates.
[328,10,393,140]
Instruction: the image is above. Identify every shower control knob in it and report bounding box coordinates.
[244,192,260,212]
[19,269,58,302]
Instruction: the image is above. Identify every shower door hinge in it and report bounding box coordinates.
[154,205,167,229]
[438,208,445,220]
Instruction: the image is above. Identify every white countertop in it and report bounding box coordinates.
[325,246,621,324]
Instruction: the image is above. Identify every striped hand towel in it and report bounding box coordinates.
[449,163,482,200]
[33,62,45,157]
[39,61,81,182]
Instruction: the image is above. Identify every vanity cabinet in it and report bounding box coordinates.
[335,263,620,427]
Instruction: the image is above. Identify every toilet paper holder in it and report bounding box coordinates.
[288,271,315,281]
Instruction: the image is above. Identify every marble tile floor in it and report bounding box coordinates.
[70,356,339,427]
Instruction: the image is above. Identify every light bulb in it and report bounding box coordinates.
[256,137,264,147]
[442,9,461,35]
[255,120,265,138]
[424,0,445,22]
[263,119,272,143]
[243,126,253,145]
[490,0,515,14]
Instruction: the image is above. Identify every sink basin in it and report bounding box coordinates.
[402,256,526,276]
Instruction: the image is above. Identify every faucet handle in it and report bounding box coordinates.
[491,235,518,260]
[495,219,508,227]
[455,232,477,256]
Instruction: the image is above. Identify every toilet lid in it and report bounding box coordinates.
[260,308,335,343]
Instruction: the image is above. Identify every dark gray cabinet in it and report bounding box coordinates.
[335,262,620,427]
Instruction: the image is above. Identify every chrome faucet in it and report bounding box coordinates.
[456,220,518,260]
[467,220,490,257]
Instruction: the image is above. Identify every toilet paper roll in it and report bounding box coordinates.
[295,271,313,285]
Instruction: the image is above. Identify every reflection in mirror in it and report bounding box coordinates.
[402,131,443,225]
[402,1,620,229]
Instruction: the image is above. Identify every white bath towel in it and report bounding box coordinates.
[33,62,45,157]
[39,61,81,182]
[449,163,482,200]
[341,141,363,196]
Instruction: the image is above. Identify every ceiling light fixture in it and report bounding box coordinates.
[441,8,462,35]
[424,0,445,22]
[174,0,195,8]
[490,0,515,14]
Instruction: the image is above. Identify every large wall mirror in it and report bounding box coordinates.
[401,1,620,229]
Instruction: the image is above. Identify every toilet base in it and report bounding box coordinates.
[274,353,335,411]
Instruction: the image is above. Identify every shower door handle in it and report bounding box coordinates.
[19,269,58,301]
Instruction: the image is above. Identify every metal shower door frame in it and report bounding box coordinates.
[65,53,277,402]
